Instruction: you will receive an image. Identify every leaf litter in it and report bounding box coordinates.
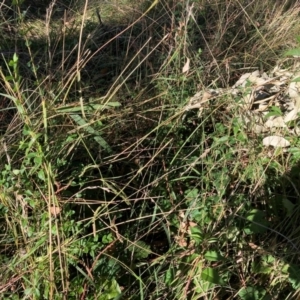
[185,60,300,148]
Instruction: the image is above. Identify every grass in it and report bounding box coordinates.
[1,0,300,299]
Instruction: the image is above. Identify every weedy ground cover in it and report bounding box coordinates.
[1,0,300,299]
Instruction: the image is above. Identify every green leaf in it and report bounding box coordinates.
[56,102,121,113]
[13,53,18,63]
[252,262,271,275]
[104,101,121,107]
[12,169,20,175]
[238,286,266,300]
[291,77,300,82]
[284,48,300,57]
[213,136,229,144]
[38,169,45,181]
[93,136,112,153]
[128,241,151,259]
[201,267,224,285]
[102,233,114,244]
[245,209,269,234]
[34,155,43,165]
[288,264,300,289]
[204,250,224,262]
[70,114,111,153]
[251,258,273,275]
[98,278,122,299]
[165,268,175,286]
[282,198,294,216]
[185,188,199,200]
[193,279,214,294]
[264,106,282,118]
[190,226,203,245]
[24,288,33,296]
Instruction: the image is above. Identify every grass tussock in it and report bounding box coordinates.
[1,0,300,299]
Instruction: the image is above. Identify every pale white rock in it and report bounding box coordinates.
[232,70,260,89]
[253,124,268,134]
[182,58,190,74]
[233,73,251,88]
[291,72,300,81]
[261,72,270,80]
[248,76,266,86]
[284,109,299,123]
[251,70,261,77]
[288,82,299,98]
[263,136,290,148]
[284,96,300,122]
[265,116,287,128]
[293,126,300,135]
